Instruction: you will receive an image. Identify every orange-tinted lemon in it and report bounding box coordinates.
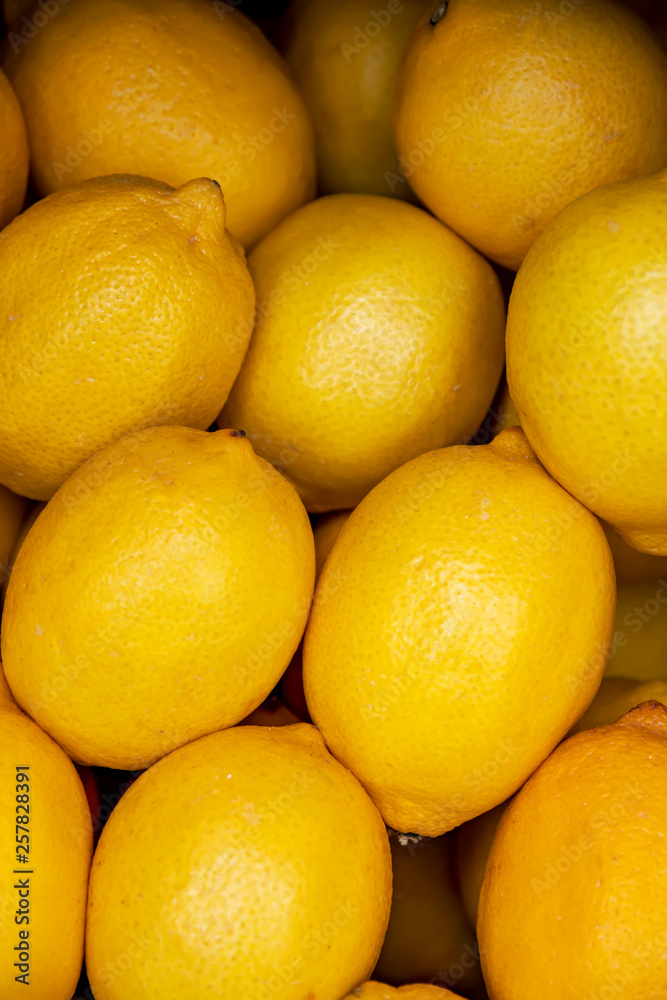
[0,67,28,230]
[479,702,667,998]
[393,0,667,269]
[4,0,315,247]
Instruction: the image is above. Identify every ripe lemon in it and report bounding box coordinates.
[345,984,464,998]
[0,174,255,500]
[602,522,667,583]
[479,702,667,998]
[86,724,392,1000]
[1,502,43,599]
[304,428,615,835]
[221,194,505,512]
[604,579,667,681]
[281,0,430,198]
[0,664,92,1000]
[456,802,507,928]
[2,426,315,769]
[571,676,667,733]
[4,0,315,248]
[393,0,667,270]
[0,67,27,231]
[375,833,481,993]
[507,169,667,554]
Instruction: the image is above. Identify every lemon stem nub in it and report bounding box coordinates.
[430,3,448,25]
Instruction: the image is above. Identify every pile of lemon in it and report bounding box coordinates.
[1,1,667,998]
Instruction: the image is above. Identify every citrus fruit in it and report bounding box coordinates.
[4,0,315,248]
[2,426,315,769]
[281,0,429,198]
[507,169,667,554]
[393,0,667,269]
[0,174,255,500]
[86,724,392,1000]
[604,579,667,681]
[375,833,481,993]
[221,193,505,512]
[456,802,507,928]
[314,509,352,577]
[602,522,667,583]
[571,676,667,733]
[0,664,92,1000]
[0,485,27,582]
[303,427,615,835]
[0,67,28,231]
[345,984,464,998]
[478,701,667,999]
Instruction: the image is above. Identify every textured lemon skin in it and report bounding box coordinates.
[478,703,667,1000]
[571,676,667,733]
[4,0,315,248]
[0,671,92,1000]
[0,68,27,231]
[603,580,667,681]
[393,0,667,270]
[507,170,667,555]
[375,833,481,992]
[281,0,430,198]
[1,426,315,769]
[345,983,464,998]
[0,174,255,500]
[222,194,505,512]
[304,428,615,836]
[86,724,392,1000]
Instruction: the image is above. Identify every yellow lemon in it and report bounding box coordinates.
[0,664,92,1000]
[2,426,315,769]
[604,579,667,681]
[375,833,481,993]
[221,194,505,512]
[0,175,255,500]
[478,702,667,998]
[281,0,430,198]
[393,0,667,269]
[1,502,43,600]
[86,724,392,1000]
[571,675,667,733]
[507,169,667,555]
[304,428,615,835]
[4,0,315,248]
